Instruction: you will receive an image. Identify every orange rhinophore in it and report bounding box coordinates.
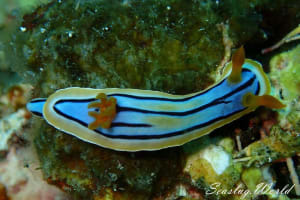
[243,93,286,109]
[87,93,117,129]
[228,46,245,83]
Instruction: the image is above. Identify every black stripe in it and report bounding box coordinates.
[54,69,253,105]
[31,111,43,117]
[117,99,232,116]
[111,122,152,127]
[95,107,247,139]
[106,69,252,102]
[116,74,256,116]
[53,106,152,128]
[55,98,96,104]
[30,98,46,103]
[53,102,246,140]
[53,79,222,104]
[219,75,256,100]
[255,81,260,95]
[54,107,87,126]
[106,78,226,102]
[54,73,256,117]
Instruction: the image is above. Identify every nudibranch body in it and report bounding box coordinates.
[27,48,284,151]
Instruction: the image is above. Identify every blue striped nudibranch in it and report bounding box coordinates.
[26,47,284,151]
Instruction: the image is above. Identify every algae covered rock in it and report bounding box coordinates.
[240,126,300,167]
[270,44,300,101]
[9,0,228,96]
[34,123,183,199]
[184,137,242,199]
[8,0,300,96]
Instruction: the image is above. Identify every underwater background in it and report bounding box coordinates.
[0,0,300,199]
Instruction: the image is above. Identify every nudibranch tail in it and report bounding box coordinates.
[87,93,117,129]
[228,46,245,83]
[242,93,286,109]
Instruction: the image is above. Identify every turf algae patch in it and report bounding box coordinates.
[9,0,226,96]
[34,124,183,199]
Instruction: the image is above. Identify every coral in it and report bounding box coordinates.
[184,138,242,199]
[0,147,69,200]
[0,109,28,152]
[238,126,300,167]
[0,83,70,200]
[183,106,300,199]
[0,85,32,152]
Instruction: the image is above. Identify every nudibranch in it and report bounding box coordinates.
[27,47,285,151]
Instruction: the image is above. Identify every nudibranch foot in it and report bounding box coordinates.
[228,46,245,83]
[242,93,286,109]
[87,93,117,130]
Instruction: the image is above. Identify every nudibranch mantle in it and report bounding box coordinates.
[27,59,276,151]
